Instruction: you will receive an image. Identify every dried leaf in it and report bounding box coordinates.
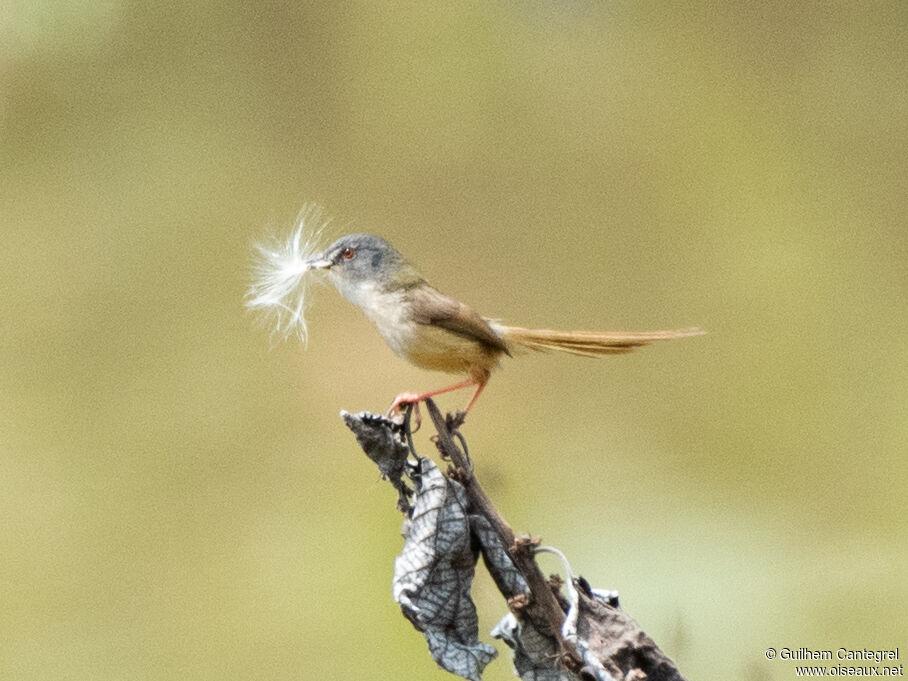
[341,411,411,509]
[470,514,529,600]
[392,458,496,681]
[491,613,574,681]
[571,589,684,681]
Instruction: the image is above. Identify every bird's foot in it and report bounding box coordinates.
[390,392,423,413]
[388,392,423,431]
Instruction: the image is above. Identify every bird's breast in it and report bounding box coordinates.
[331,280,415,354]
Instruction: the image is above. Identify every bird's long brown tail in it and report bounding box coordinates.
[496,325,705,357]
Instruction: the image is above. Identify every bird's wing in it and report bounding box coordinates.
[408,284,510,354]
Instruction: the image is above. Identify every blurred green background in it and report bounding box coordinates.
[2,2,906,679]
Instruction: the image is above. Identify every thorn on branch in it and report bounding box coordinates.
[507,594,531,618]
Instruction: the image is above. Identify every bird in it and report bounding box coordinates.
[303,234,702,415]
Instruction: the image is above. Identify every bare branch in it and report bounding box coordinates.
[341,402,688,681]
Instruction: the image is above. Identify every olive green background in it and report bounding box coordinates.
[2,3,905,680]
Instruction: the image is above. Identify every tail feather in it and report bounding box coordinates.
[497,325,704,358]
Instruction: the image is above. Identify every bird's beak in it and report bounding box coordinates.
[304,256,333,271]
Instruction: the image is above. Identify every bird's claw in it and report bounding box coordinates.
[389,393,423,431]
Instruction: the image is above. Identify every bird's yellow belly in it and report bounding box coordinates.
[358,289,502,380]
[398,323,500,378]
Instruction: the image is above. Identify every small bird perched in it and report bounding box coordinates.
[299,233,702,415]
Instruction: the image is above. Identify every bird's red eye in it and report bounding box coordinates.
[340,247,355,260]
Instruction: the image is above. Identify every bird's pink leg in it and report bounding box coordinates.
[389,378,481,416]
[463,381,487,413]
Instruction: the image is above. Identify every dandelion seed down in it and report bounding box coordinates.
[245,204,331,343]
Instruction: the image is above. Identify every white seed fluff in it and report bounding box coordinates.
[245,204,331,344]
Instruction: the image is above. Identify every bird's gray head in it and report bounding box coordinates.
[305,234,419,304]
